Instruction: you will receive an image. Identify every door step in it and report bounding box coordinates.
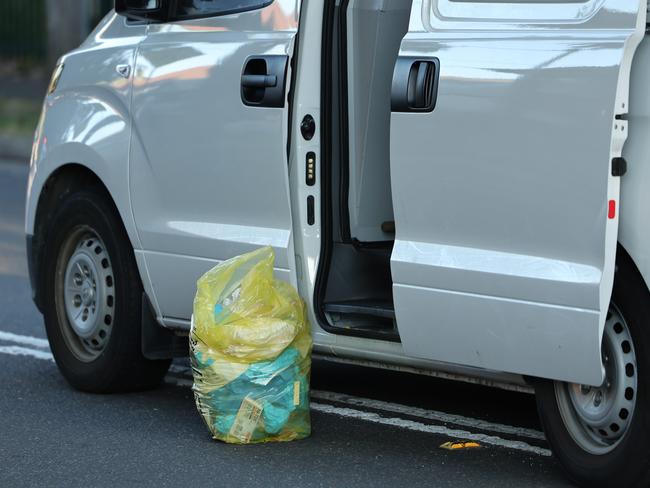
[324,300,395,319]
[324,300,399,341]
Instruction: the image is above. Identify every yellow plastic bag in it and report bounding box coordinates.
[191,247,312,444]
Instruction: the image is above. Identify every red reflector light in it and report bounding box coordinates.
[608,200,616,219]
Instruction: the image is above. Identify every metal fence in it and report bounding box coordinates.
[0,0,114,64]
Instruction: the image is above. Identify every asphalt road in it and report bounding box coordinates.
[0,158,573,487]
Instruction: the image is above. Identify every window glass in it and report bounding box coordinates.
[173,0,272,20]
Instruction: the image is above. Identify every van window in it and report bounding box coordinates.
[172,0,273,20]
[431,0,603,25]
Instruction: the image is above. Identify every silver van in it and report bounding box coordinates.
[25,0,650,484]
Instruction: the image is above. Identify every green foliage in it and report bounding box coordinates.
[0,97,42,137]
[0,0,47,62]
[0,0,114,63]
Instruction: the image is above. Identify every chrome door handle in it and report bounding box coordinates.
[116,64,131,79]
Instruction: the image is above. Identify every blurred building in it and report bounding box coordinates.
[0,0,113,73]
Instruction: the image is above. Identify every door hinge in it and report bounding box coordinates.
[612,157,628,177]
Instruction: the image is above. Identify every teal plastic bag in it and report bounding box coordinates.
[191,247,312,444]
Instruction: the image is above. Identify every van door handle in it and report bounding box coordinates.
[392,57,440,113]
[241,74,277,89]
[414,62,430,108]
[241,55,288,108]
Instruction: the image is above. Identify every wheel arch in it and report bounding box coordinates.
[616,241,649,299]
[32,163,124,238]
[29,163,141,312]
[618,203,650,302]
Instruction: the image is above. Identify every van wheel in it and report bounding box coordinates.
[42,186,171,393]
[535,253,650,487]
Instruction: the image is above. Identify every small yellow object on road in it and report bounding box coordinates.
[440,441,481,450]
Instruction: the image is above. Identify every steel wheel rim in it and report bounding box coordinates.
[54,226,115,362]
[555,304,638,455]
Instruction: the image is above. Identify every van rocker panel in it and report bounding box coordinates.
[393,283,602,385]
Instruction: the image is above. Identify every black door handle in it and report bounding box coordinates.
[241,74,277,89]
[241,55,288,108]
[414,62,431,108]
[392,57,440,113]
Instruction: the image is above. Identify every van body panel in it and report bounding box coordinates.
[24,1,650,388]
[25,14,147,253]
[389,0,646,385]
[128,4,300,320]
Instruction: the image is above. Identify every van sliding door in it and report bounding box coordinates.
[389,0,645,385]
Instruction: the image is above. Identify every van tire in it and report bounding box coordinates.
[535,251,650,487]
[42,186,171,393]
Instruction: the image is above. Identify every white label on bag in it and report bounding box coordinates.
[293,381,301,406]
[229,396,263,443]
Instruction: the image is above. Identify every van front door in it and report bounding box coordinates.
[129,1,300,323]
[390,0,645,385]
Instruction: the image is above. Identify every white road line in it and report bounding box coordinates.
[163,377,549,456]
[0,333,550,456]
[310,402,552,457]
[311,390,546,441]
[166,374,545,441]
[0,331,50,349]
[0,345,54,361]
